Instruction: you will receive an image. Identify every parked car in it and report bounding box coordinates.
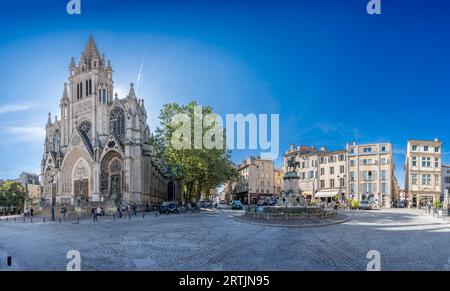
[396,202,404,208]
[358,200,372,210]
[231,200,243,210]
[200,201,213,208]
[159,202,179,214]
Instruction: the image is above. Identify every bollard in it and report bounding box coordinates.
[143,213,145,219]
[155,212,158,217]
[43,217,46,223]
[77,217,80,224]
[129,214,131,220]
[113,214,116,221]
[6,218,8,222]
[59,217,62,223]
[31,217,33,223]
[14,217,16,222]
[23,217,25,223]
[7,256,12,267]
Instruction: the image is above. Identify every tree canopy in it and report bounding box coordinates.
[0,180,28,209]
[151,101,238,201]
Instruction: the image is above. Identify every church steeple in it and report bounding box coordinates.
[61,82,69,100]
[81,35,103,70]
[128,83,137,99]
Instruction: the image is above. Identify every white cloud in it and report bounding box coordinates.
[114,86,128,99]
[4,126,45,141]
[0,103,34,114]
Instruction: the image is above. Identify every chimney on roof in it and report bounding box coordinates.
[290,144,295,152]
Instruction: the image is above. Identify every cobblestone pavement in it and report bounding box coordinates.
[1,209,450,271]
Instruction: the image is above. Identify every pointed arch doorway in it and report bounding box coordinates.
[100,151,124,208]
[72,159,90,208]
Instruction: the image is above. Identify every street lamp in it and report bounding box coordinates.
[49,172,56,221]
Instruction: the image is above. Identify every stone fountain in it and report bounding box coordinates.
[276,156,306,207]
[242,155,340,223]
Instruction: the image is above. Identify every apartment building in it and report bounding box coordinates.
[441,164,450,204]
[284,145,346,201]
[284,145,319,200]
[405,139,442,207]
[346,142,394,207]
[273,168,284,197]
[233,156,284,204]
[316,150,346,200]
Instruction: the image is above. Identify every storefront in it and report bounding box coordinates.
[315,190,340,203]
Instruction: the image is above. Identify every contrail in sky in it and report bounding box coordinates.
[136,53,147,95]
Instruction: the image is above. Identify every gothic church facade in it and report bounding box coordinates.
[41,36,180,211]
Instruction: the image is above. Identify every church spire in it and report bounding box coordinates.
[62,82,69,100]
[81,35,103,69]
[128,82,136,99]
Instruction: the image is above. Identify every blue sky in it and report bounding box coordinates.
[1,0,450,187]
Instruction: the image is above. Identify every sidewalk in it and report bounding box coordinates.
[420,208,450,224]
[0,210,202,225]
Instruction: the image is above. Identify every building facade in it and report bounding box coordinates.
[441,164,450,204]
[404,139,442,207]
[284,145,346,202]
[233,156,283,204]
[41,36,181,213]
[273,168,284,197]
[346,142,394,207]
[15,172,40,187]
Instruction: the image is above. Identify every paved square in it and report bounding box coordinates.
[1,209,450,270]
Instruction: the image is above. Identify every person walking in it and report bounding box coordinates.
[30,207,34,217]
[51,207,55,221]
[117,206,122,219]
[127,204,132,219]
[133,203,137,216]
[61,206,66,219]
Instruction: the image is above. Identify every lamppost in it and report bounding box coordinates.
[49,172,56,221]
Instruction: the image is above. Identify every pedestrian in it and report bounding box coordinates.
[117,206,122,219]
[30,207,34,217]
[146,203,150,212]
[133,203,137,216]
[51,207,55,221]
[92,208,97,222]
[61,206,66,219]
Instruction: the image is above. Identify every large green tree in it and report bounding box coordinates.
[151,101,238,202]
[0,180,28,209]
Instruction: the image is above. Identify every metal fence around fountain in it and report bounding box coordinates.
[244,205,338,221]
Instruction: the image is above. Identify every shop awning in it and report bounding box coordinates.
[314,190,340,198]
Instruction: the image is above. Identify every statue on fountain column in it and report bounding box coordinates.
[277,155,306,207]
